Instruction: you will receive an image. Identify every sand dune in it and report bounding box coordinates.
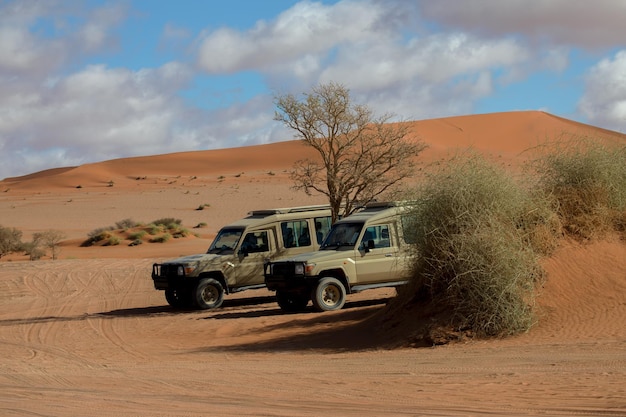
[0,111,625,416]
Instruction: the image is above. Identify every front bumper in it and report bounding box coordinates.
[152,263,189,290]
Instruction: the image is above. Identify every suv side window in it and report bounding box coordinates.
[314,216,332,244]
[281,220,311,248]
[360,225,391,249]
[400,215,417,244]
[240,231,269,253]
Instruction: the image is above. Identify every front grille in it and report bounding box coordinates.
[152,263,183,278]
[271,262,297,277]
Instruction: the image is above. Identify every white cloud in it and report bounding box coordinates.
[195,0,541,117]
[579,50,626,133]
[417,0,626,49]
[0,61,203,177]
[196,0,387,73]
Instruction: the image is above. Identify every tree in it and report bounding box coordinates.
[33,230,67,260]
[0,226,22,259]
[275,82,426,223]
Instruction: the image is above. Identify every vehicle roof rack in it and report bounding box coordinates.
[249,204,331,216]
[364,201,399,208]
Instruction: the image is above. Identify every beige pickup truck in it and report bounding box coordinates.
[152,205,333,309]
[264,202,413,312]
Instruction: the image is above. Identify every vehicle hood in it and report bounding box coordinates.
[161,253,223,265]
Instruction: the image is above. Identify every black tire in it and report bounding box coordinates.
[165,289,190,309]
[276,290,309,312]
[193,278,225,309]
[311,277,346,311]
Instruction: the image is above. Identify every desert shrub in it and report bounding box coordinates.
[194,222,208,228]
[33,230,66,260]
[397,153,549,337]
[532,140,626,240]
[147,224,164,235]
[87,226,114,239]
[115,218,138,229]
[196,204,210,211]
[105,236,121,246]
[151,218,182,229]
[127,230,147,240]
[82,227,114,246]
[129,239,143,246]
[171,227,190,238]
[0,225,23,259]
[150,233,171,243]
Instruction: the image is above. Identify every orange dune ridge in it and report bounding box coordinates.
[4,110,624,191]
[0,110,624,245]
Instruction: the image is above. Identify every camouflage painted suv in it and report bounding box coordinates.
[264,202,413,312]
[152,205,333,309]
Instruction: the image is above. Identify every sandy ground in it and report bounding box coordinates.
[1,111,625,416]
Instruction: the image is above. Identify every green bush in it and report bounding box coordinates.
[397,153,549,337]
[150,233,172,243]
[82,227,114,246]
[127,230,147,240]
[151,218,182,229]
[147,224,164,235]
[105,236,121,246]
[532,140,626,240]
[171,227,190,238]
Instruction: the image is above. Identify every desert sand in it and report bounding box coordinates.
[1,111,625,416]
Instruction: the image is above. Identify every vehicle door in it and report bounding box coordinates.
[354,223,402,284]
[228,229,274,287]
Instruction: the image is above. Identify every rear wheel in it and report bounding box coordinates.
[311,277,346,311]
[276,290,309,312]
[193,278,225,309]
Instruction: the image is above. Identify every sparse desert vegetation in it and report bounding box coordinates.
[532,139,626,240]
[390,140,625,341]
[82,217,191,247]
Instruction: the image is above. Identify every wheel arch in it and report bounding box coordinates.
[317,268,350,293]
[198,271,229,294]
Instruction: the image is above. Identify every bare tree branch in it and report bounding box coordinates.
[275,82,427,223]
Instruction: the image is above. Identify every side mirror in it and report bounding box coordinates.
[362,239,375,252]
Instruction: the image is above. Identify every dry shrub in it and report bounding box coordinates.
[394,153,549,338]
[532,139,626,240]
[115,218,138,229]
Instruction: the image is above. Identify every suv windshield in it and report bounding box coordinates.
[321,222,364,249]
[207,227,245,254]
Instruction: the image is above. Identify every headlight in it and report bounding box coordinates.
[294,262,315,275]
[177,265,196,276]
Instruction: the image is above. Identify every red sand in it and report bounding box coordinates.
[1,111,625,416]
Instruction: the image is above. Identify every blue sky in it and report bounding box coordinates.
[1,0,625,179]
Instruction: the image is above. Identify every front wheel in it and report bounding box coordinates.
[193,278,225,309]
[165,288,190,309]
[311,277,346,311]
[276,290,309,312]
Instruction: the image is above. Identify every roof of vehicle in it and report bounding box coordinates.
[335,201,410,224]
[220,204,333,229]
